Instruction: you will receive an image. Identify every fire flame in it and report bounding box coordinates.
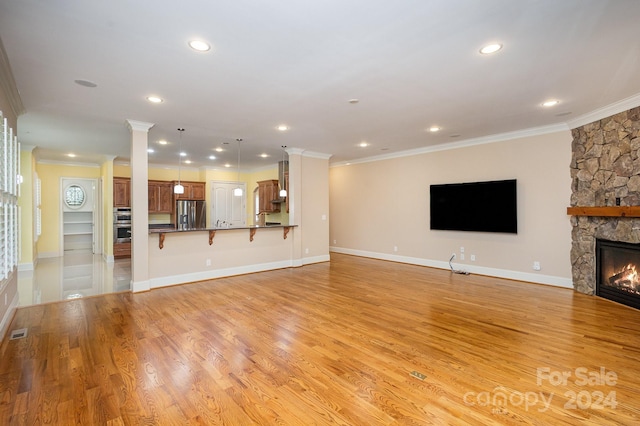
[609,263,639,290]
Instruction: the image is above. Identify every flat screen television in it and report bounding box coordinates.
[430,179,517,234]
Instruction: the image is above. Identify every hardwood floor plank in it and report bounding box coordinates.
[2,253,640,424]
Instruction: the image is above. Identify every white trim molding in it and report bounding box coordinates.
[330,247,573,289]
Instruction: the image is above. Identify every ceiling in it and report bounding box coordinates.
[1,0,640,170]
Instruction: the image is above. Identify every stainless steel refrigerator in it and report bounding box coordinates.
[176,200,206,230]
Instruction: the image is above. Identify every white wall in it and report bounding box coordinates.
[329,130,573,287]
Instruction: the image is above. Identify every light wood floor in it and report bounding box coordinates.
[1,253,639,425]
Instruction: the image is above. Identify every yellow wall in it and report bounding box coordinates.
[18,148,35,268]
[35,162,101,257]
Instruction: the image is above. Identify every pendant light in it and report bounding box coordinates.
[233,138,243,197]
[174,128,185,194]
[279,145,287,198]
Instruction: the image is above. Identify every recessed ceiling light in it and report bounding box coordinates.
[260,153,269,158]
[276,124,289,131]
[158,140,168,145]
[224,163,232,168]
[208,155,216,160]
[147,148,155,153]
[188,40,211,52]
[542,99,560,107]
[180,152,187,157]
[67,153,76,158]
[359,142,369,147]
[429,126,441,132]
[349,99,359,104]
[74,79,97,88]
[215,147,224,152]
[479,43,503,54]
[146,96,163,103]
[184,160,192,164]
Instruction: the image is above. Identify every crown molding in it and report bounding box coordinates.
[0,36,25,118]
[330,122,569,167]
[566,92,640,129]
[125,119,155,133]
[36,159,100,168]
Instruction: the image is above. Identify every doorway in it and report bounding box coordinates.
[211,181,246,227]
[60,178,101,254]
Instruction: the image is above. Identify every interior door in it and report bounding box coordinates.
[211,181,246,227]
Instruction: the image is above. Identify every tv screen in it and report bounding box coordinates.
[430,179,517,234]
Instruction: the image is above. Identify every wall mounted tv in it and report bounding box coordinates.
[430,179,517,234]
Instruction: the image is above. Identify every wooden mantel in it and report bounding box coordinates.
[567,206,640,218]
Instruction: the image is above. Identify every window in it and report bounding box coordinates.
[0,111,19,284]
[64,184,86,208]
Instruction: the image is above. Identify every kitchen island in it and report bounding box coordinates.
[146,224,300,290]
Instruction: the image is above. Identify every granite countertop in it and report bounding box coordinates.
[148,224,296,234]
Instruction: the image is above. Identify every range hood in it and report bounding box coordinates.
[271,160,288,203]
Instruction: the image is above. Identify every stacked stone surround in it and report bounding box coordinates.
[570,106,640,294]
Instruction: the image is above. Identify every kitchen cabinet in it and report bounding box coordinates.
[113,177,131,207]
[114,242,131,258]
[257,179,281,213]
[148,180,174,213]
[173,181,206,200]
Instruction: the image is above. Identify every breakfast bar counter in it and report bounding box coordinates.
[146,224,301,290]
[149,224,296,249]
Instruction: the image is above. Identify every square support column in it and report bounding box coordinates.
[126,119,154,292]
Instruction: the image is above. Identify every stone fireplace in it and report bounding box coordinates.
[570,106,640,302]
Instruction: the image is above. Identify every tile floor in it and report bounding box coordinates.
[17,250,131,306]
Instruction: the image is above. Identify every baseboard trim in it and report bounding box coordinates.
[303,254,330,265]
[330,247,573,289]
[149,259,297,290]
[0,292,19,341]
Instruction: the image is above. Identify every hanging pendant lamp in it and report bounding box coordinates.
[279,145,287,198]
[233,138,243,196]
[174,128,185,194]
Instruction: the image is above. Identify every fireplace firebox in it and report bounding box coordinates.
[596,239,640,310]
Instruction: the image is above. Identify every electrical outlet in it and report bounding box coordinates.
[206,258,211,266]
[533,261,541,271]
[470,255,476,261]
[460,253,465,261]
[460,247,465,253]
[451,253,456,259]
[305,248,309,254]
[333,239,337,244]
[393,246,398,252]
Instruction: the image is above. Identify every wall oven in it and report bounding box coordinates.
[114,207,131,243]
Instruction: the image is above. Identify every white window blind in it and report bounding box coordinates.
[0,110,19,282]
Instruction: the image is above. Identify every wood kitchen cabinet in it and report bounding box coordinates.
[257,179,281,213]
[114,242,131,258]
[148,180,174,213]
[113,177,131,207]
[173,181,206,200]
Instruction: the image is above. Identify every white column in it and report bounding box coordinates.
[287,148,304,266]
[126,119,154,292]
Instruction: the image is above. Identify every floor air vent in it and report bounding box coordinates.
[9,328,27,340]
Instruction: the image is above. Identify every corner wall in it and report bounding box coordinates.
[330,131,573,287]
